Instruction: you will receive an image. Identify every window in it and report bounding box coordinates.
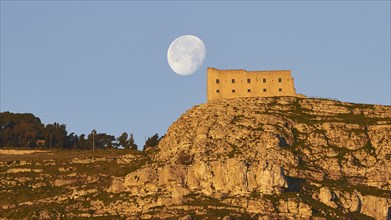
[232,79,235,83]
[279,88,282,92]
[216,79,219,84]
[232,89,235,93]
[216,89,220,93]
[247,79,251,83]
[248,89,251,92]
[278,78,282,83]
[263,78,266,83]
[263,88,267,92]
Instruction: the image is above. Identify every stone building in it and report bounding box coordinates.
[207,67,304,101]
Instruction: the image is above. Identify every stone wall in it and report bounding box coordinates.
[207,67,298,101]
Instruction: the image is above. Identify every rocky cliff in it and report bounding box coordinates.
[110,97,391,219]
[1,97,390,219]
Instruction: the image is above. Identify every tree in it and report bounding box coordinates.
[0,112,44,147]
[87,132,115,150]
[77,134,87,149]
[0,111,125,150]
[117,132,128,148]
[117,132,138,150]
[43,123,67,148]
[64,132,78,149]
[143,133,161,151]
[128,133,138,150]
[102,134,115,149]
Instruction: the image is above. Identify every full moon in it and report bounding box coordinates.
[167,35,206,76]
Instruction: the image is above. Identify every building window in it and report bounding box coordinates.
[278,78,282,83]
[248,89,251,92]
[216,89,220,93]
[279,88,282,92]
[232,79,235,83]
[263,78,266,83]
[247,79,251,83]
[232,89,235,93]
[263,88,267,92]
[216,79,219,84]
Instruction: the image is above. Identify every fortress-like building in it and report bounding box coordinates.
[207,68,304,101]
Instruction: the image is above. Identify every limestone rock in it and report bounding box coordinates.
[107,178,126,193]
[178,215,192,220]
[53,178,78,187]
[2,97,390,219]
[361,195,391,220]
[317,187,337,208]
[322,122,368,150]
[6,168,33,173]
[277,198,312,218]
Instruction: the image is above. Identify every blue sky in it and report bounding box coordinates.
[1,1,390,147]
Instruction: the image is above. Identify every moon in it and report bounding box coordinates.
[167,35,206,76]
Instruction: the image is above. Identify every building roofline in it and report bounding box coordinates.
[207,67,291,72]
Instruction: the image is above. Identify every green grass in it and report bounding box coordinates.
[0,184,69,206]
[0,148,142,163]
[0,149,150,219]
[1,203,66,219]
[251,127,265,132]
[185,193,223,207]
[317,178,391,198]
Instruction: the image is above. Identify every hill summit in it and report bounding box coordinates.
[109,97,391,219]
[1,97,390,219]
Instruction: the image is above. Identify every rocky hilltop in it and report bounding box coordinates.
[1,97,390,219]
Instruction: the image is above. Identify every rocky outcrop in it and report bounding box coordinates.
[314,186,391,219]
[115,159,288,196]
[113,97,390,219]
[1,97,390,219]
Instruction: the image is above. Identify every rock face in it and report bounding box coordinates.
[113,97,391,219]
[1,97,390,219]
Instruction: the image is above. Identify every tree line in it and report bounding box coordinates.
[0,112,162,150]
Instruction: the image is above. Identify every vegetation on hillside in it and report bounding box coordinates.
[0,112,160,150]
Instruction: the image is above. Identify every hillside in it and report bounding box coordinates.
[1,97,390,219]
